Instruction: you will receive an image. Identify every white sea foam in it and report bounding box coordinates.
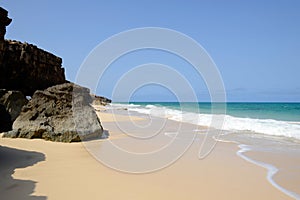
[110,103,141,108]
[237,144,300,199]
[112,103,300,141]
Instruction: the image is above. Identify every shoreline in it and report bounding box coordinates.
[0,106,296,199]
[111,103,300,198]
[238,144,300,199]
[214,133,300,199]
[241,144,300,199]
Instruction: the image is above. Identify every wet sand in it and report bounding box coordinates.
[244,148,300,198]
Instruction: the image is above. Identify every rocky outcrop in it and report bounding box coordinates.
[91,94,112,106]
[0,8,106,142]
[0,7,65,96]
[0,40,66,96]
[0,89,28,132]
[3,83,103,142]
[0,89,28,121]
[0,7,11,41]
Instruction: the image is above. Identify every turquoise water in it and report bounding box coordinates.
[112,102,300,140]
[128,102,300,122]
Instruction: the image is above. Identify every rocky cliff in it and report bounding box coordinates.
[0,7,65,96]
[0,40,66,96]
[0,7,106,142]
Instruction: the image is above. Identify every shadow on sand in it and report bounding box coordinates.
[0,145,46,200]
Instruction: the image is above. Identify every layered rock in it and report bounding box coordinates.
[0,40,66,96]
[0,8,65,96]
[0,89,27,132]
[4,83,103,142]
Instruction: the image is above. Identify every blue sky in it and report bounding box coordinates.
[2,0,300,102]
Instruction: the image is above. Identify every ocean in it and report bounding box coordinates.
[109,102,300,199]
[113,102,300,141]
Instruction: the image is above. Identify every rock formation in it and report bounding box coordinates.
[0,7,108,142]
[0,89,28,132]
[91,94,112,106]
[0,7,11,41]
[4,83,103,142]
[0,7,65,96]
[0,90,28,121]
[0,40,66,96]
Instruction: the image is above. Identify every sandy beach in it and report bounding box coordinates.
[1,1,300,199]
[0,108,295,200]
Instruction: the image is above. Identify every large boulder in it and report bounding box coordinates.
[3,83,103,142]
[0,89,28,132]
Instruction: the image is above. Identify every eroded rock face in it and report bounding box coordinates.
[4,83,103,142]
[0,89,27,132]
[0,40,66,96]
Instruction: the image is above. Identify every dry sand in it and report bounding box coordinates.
[0,109,294,200]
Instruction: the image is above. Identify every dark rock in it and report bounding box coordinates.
[0,104,11,132]
[0,8,104,142]
[3,83,103,142]
[0,89,28,132]
[91,94,112,106]
[0,7,12,41]
[0,89,28,121]
[0,7,65,96]
[0,40,66,96]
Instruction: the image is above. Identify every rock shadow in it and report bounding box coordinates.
[0,145,46,200]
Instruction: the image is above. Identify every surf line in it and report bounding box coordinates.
[237,144,300,200]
